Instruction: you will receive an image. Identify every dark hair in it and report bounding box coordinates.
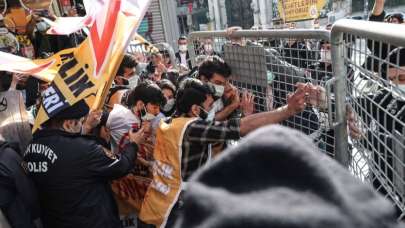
[0,71,12,92]
[198,56,232,80]
[158,79,176,94]
[386,13,404,23]
[178,36,187,42]
[117,54,138,76]
[176,78,211,114]
[126,80,165,107]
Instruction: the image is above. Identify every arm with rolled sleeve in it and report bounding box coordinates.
[186,119,241,144]
[86,141,139,180]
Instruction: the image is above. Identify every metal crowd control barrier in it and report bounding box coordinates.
[188,29,346,159]
[332,19,405,220]
[189,23,405,219]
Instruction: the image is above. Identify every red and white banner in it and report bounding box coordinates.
[0,0,152,131]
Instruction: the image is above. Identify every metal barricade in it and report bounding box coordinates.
[332,19,405,219]
[188,30,346,159]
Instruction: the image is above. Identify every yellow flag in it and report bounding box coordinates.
[278,0,327,22]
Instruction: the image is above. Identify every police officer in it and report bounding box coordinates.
[24,100,145,228]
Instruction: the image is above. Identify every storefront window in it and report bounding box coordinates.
[225,0,253,29]
[177,0,209,34]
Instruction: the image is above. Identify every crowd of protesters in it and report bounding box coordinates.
[0,0,405,227]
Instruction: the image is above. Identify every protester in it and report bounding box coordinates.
[175,36,192,70]
[139,77,308,227]
[115,54,139,88]
[357,48,405,209]
[108,80,165,153]
[198,56,254,121]
[23,100,145,228]
[282,38,309,68]
[106,81,165,226]
[158,79,177,117]
[200,38,218,56]
[105,85,130,112]
[174,125,404,228]
[309,41,332,82]
[161,50,173,70]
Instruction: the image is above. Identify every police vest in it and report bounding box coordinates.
[139,117,196,227]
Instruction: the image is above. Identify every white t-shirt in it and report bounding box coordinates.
[106,104,140,153]
[180,52,188,66]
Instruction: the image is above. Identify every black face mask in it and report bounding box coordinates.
[199,106,208,120]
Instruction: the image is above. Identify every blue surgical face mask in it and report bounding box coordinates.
[267,71,274,84]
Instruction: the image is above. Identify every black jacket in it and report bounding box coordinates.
[23,129,138,228]
[282,41,309,69]
[0,141,40,228]
[175,51,192,70]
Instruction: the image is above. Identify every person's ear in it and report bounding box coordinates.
[190,104,200,117]
[62,120,72,131]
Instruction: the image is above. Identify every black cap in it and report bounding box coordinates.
[52,100,89,120]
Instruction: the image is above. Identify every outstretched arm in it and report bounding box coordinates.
[240,86,306,136]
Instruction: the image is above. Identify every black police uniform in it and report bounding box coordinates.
[24,129,138,228]
[0,141,40,228]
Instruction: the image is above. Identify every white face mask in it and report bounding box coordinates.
[208,82,225,98]
[320,49,332,63]
[162,98,175,112]
[179,45,188,52]
[127,75,139,88]
[204,44,213,53]
[141,106,156,121]
[206,99,224,121]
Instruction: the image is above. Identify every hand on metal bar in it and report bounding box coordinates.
[295,82,327,110]
[286,84,307,115]
[346,106,363,140]
[240,90,255,117]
